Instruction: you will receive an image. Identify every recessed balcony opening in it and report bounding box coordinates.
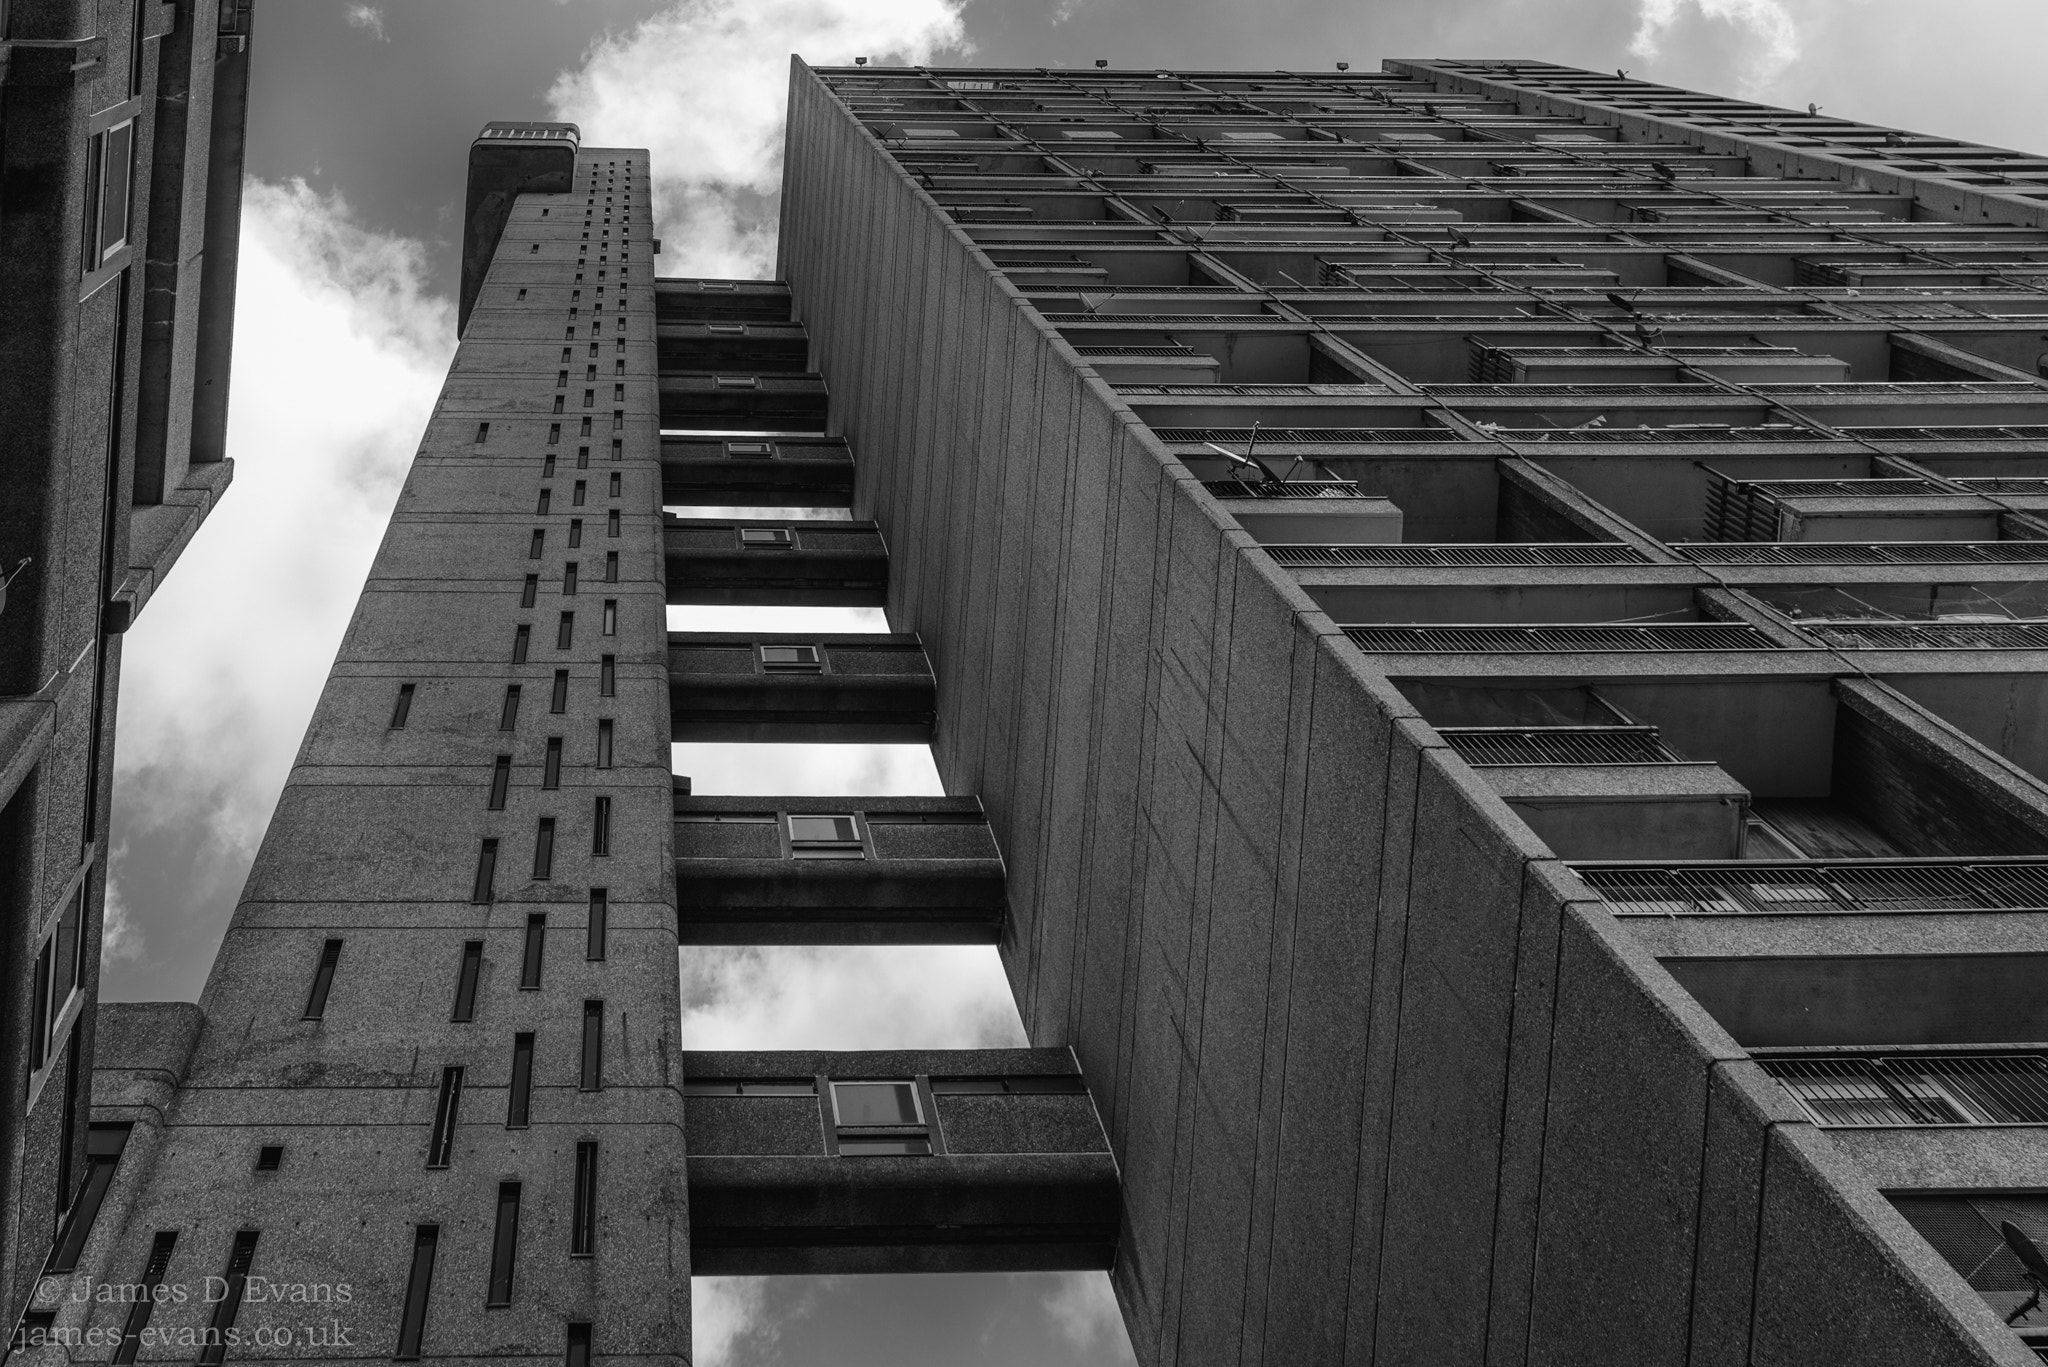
[1886,1193,2048,1357]
[1665,954,2048,1049]
[1750,580,2048,648]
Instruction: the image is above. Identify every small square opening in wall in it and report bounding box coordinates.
[255,1145,283,1172]
[726,441,774,458]
[759,644,822,673]
[789,813,863,859]
[739,527,793,549]
[712,375,760,390]
[830,1080,932,1156]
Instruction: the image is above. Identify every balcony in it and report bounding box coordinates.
[1570,856,2048,916]
[683,1048,1118,1274]
[674,795,1006,943]
[663,518,887,607]
[654,277,791,323]
[657,321,810,373]
[1757,1050,2048,1128]
[1199,476,1404,544]
[659,434,855,508]
[658,372,830,429]
[668,633,935,743]
[1345,621,1776,653]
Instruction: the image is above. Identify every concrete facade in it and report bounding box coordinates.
[1,0,251,1344]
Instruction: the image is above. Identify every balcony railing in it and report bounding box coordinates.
[1201,479,1367,499]
[1801,621,2048,649]
[1572,856,2048,915]
[1439,724,1680,765]
[1758,1052,2048,1127]
[1674,542,2048,566]
[1154,426,1465,444]
[1344,622,1778,653]
[1266,543,1651,568]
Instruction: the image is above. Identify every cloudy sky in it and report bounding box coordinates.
[104,0,2048,1361]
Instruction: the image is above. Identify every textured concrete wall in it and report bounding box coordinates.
[775,61,2021,1367]
[68,148,689,1365]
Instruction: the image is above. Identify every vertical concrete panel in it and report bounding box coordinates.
[1683,1061,1806,1367]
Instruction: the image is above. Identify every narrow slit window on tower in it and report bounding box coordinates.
[591,796,612,855]
[111,1232,177,1365]
[521,574,539,608]
[571,1141,598,1257]
[607,509,620,538]
[551,669,569,713]
[543,452,556,477]
[521,914,546,989]
[46,1123,132,1273]
[487,755,512,810]
[577,445,590,469]
[426,1066,462,1168]
[572,479,586,506]
[513,626,530,664]
[500,685,522,731]
[196,1231,259,1366]
[599,655,615,698]
[608,472,621,497]
[603,551,618,583]
[549,423,561,445]
[475,422,489,444]
[563,561,579,596]
[566,1322,593,1367]
[528,529,545,559]
[583,389,593,408]
[611,409,623,432]
[518,287,527,299]
[543,738,563,790]
[452,941,484,1020]
[254,1145,283,1172]
[472,838,499,906]
[580,416,592,436]
[394,1225,438,1360]
[553,395,564,414]
[595,720,613,769]
[302,939,342,1020]
[487,1182,522,1307]
[507,1033,535,1128]
[601,600,616,636]
[586,888,607,960]
[569,518,583,547]
[557,370,569,389]
[611,437,622,460]
[557,612,574,650]
[579,1001,604,1091]
[390,683,416,728]
[534,817,556,880]
[537,487,552,515]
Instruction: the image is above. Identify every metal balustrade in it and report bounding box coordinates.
[1344,622,1778,652]
[1802,621,2048,649]
[1155,426,1464,444]
[1439,725,1679,765]
[1266,543,1651,567]
[1572,856,2048,915]
[1676,542,2048,566]
[1201,479,1367,499]
[1757,1053,2048,1127]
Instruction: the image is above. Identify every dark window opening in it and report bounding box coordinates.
[110,1232,177,1365]
[521,915,546,989]
[472,839,499,906]
[565,1321,593,1367]
[604,551,618,583]
[452,941,484,1021]
[475,422,489,444]
[196,1230,259,1365]
[569,518,583,548]
[543,738,563,790]
[608,473,621,497]
[427,1067,463,1168]
[500,685,522,731]
[303,939,343,1020]
[592,796,612,856]
[487,1182,521,1307]
[606,509,620,538]
[506,1034,535,1128]
[255,1145,283,1172]
[390,683,416,728]
[595,721,613,769]
[760,645,822,673]
[513,626,530,665]
[534,817,557,881]
[537,487,552,515]
[394,1225,438,1360]
[522,574,539,608]
[573,481,587,507]
[528,529,545,559]
[487,755,512,810]
[571,1141,598,1257]
[601,600,616,636]
[587,888,607,961]
[580,1001,604,1091]
[46,1124,132,1273]
[599,656,615,698]
[557,612,574,650]
[563,561,578,596]
[551,669,570,713]
[543,453,556,477]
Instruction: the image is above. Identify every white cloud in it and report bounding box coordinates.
[109,179,449,986]
[1041,1271,1124,1350]
[344,3,388,41]
[680,943,1023,1050]
[546,0,969,278]
[1630,0,1802,94]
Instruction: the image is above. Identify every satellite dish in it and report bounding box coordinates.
[2002,1222,2048,1325]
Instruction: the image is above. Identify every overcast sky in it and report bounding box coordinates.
[104,0,2048,1362]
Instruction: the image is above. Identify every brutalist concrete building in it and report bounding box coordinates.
[30,56,2048,1366]
[1,0,252,1346]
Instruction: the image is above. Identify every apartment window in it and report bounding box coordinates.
[394,1225,438,1360]
[603,551,618,583]
[543,738,563,790]
[789,814,863,859]
[563,561,579,596]
[582,389,593,408]
[613,384,624,403]
[551,669,570,713]
[586,888,607,960]
[110,1233,177,1365]
[487,1183,522,1307]
[474,422,489,444]
[471,835,500,904]
[599,656,615,698]
[537,487,552,514]
[451,941,484,1020]
[572,479,586,506]
[548,423,561,445]
[507,1033,535,1128]
[254,1145,283,1172]
[426,1068,462,1167]
[552,396,564,414]
[521,915,546,989]
[591,797,612,855]
[610,440,622,464]
[601,600,616,636]
[566,1322,593,1367]
[569,518,583,547]
[487,755,512,810]
[577,445,591,469]
[584,365,596,383]
[571,1141,598,1256]
[390,683,416,728]
[580,417,592,437]
[740,527,793,548]
[196,1231,259,1365]
[612,410,623,431]
[29,885,83,1073]
[557,612,574,650]
[303,939,343,1020]
[542,453,556,477]
[760,644,822,673]
[513,626,530,664]
[528,529,545,559]
[595,720,613,769]
[608,472,621,497]
[579,1001,604,1091]
[830,1080,932,1156]
[534,817,556,880]
[46,1123,132,1273]
[499,685,522,731]
[607,509,621,538]
[521,574,539,608]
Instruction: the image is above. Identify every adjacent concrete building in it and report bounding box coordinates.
[33,56,2048,1366]
[0,0,252,1344]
